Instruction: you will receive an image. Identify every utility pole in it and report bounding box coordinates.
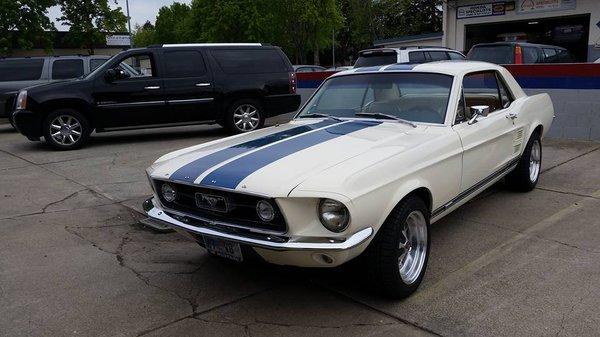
[125,0,132,48]
[332,28,335,68]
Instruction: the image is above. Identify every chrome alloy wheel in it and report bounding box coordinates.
[398,210,428,284]
[233,104,259,131]
[529,139,541,183]
[49,115,82,145]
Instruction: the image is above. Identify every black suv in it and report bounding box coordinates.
[12,43,300,150]
[467,42,576,64]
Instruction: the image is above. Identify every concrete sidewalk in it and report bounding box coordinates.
[0,123,599,336]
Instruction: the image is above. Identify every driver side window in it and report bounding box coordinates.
[117,54,154,78]
[462,71,502,113]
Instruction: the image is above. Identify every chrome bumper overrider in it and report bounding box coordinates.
[142,197,373,251]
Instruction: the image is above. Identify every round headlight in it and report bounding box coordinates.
[161,183,177,202]
[318,199,350,232]
[256,200,275,222]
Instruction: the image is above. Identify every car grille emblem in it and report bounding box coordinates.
[195,193,228,212]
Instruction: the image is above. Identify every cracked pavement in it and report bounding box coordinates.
[0,121,599,337]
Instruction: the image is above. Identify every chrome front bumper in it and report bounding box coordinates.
[142,197,373,251]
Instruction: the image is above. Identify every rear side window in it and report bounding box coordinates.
[212,49,288,74]
[355,53,397,68]
[52,59,84,79]
[468,45,514,64]
[463,71,502,112]
[448,52,465,60]
[0,59,44,81]
[557,49,575,63]
[427,51,449,61]
[164,50,206,77]
[408,51,427,63]
[90,58,108,71]
[522,47,541,64]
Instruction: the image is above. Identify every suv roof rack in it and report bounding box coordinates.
[398,46,451,50]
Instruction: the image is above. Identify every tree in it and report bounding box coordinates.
[0,0,57,56]
[372,0,442,40]
[57,0,127,54]
[336,0,375,65]
[154,2,192,43]
[132,21,156,47]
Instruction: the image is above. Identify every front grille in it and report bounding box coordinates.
[153,179,287,233]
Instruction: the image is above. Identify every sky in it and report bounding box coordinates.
[47,0,192,31]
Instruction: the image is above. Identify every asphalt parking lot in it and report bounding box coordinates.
[1,118,599,337]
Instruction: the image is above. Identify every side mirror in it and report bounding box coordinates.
[104,68,129,82]
[468,105,490,124]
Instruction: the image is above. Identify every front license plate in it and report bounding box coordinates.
[203,236,243,262]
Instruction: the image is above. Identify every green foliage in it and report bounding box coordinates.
[0,0,57,56]
[372,0,442,39]
[154,2,192,43]
[57,0,127,54]
[132,21,156,47]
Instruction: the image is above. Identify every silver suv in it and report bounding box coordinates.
[355,47,465,68]
[0,55,111,127]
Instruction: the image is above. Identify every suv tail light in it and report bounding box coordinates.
[514,44,523,64]
[289,72,297,94]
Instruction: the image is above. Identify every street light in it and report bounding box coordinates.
[125,0,132,47]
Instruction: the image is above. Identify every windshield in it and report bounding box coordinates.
[468,45,514,64]
[297,73,454,124]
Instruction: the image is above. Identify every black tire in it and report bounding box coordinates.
[505,131,542,192]
[225,99,265,134]
[43,109,91,150]
[363,196,431,298]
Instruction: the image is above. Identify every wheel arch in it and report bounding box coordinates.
[378,181,434,229]
[41,98,95,128]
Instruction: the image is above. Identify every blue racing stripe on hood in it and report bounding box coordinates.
[169,119,340,183]
[200,120,381,189]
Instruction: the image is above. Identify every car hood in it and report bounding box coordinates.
[149,119,438,197]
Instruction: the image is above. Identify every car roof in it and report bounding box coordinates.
[359,47,460,54]
[0,55,111,61]
[330,60,503,77]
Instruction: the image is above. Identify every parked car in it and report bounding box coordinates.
[142,61,554,298]
[0,55,112,128]
[467,42,576,64]
[354,47,465,68]
[12,43,300,150]
[293,65,327,72]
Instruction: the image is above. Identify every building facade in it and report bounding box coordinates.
[442,0,600,61]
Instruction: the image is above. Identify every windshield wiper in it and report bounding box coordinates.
[298,113,343,122]
[355,112,417,128]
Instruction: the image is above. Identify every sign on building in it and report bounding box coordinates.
[517,0,576,14]
[457,2,506,19]
[106,35,131,46]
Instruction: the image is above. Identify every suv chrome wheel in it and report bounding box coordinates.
[49,115,82,145]
[529,139,541,183]
[233,104,260,131]
[398,210,428,284]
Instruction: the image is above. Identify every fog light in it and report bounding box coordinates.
[256,200,275,222]
[318,199,349,232]
[161,183,177,202]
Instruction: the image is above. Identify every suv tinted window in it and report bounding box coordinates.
[468,45,514,64]
[522,47,541,64]
[0,59,44,81]
[427,51,449,61]
[448,52,465,60]
[164,50,206,78]
[90,58,107,71]
[463,71,502,112]
[408,51,427,63]
[212,49,288,74]
[354,52,397,67]
[557,49,575,62]
[52,59,84,79]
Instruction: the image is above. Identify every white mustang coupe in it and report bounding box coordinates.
[143,61,554,298]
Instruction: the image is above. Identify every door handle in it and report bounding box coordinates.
[195,83,211,87]
[506,112,518,120]
[144,86,161,90]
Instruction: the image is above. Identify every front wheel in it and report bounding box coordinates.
[363,196,430,298]
[43,109,91,150]
[505,131,542,192]
[225,99,265,134]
